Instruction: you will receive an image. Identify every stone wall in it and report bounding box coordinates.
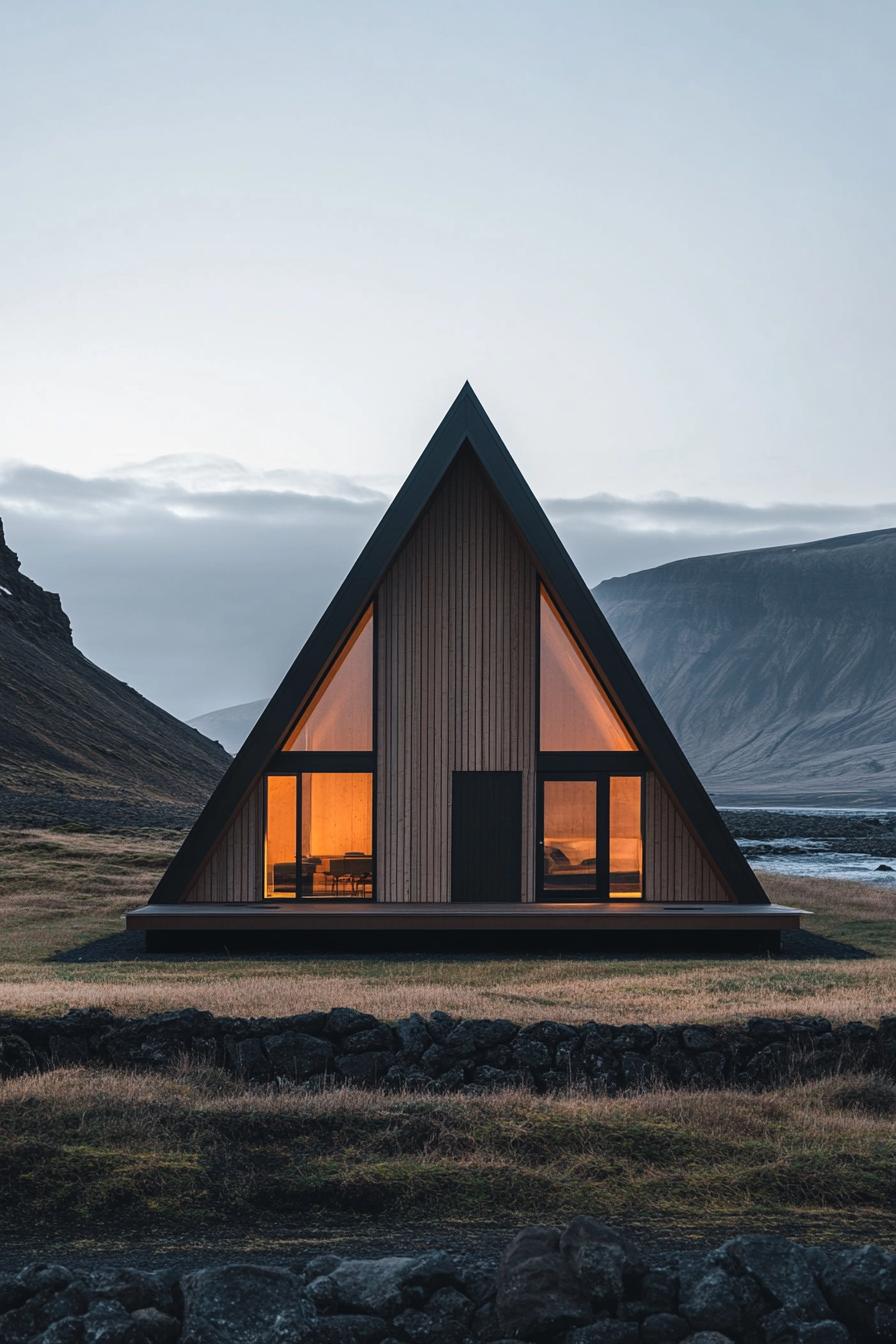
[1,1008,894,1094]
[2,1218,894,1341]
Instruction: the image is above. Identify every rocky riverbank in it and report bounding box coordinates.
[3,1217,893,1342]
[1,1007,892,1094]
[723,808,896,872]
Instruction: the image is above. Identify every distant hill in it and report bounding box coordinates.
[596,527,896,807]
[188,699,267,755]
[0,519,231,828]
[187,526,896,808]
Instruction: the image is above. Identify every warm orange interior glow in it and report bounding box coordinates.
[285,606,373,751]
[300,772,373,897]
[264,775,296,899]
[539,589,635,752]
[542,778,597,894]
[610,775,642,898]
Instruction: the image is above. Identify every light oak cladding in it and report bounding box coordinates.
[182,452,736,907]
[184,781,263,903]
[644,772,733,904]
[376,450,538,902]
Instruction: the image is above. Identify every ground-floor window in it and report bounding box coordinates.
[300,771,373,896]
[609,774,643,898]
[542,778,598,896]
[264,770,374,899]
[539,772,643,900]
[265,775,298,899]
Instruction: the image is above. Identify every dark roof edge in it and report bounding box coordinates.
[152,381,766,906]
[151,384,477,903]
[461,391,767,905]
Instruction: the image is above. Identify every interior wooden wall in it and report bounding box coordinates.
[184,781,263,903]
[644,772,733,903]
[376,449,539,902]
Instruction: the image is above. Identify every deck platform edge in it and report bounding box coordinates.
[126,901,806,932]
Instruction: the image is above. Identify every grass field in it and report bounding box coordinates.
[2,1065,895,1245]
[2,825,895,1251]
[1,826,895,1025]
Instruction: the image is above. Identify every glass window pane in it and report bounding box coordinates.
[265,776,296,899]
[542,779,598,896]
[301,772,373,897]
[539,589,635,752]
[610,776,642,898]
[285,607,373,751]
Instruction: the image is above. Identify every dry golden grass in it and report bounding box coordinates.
[3,950,896,1025]
[4,831,894,1253]
[2,1059,891,1135]
[0,827,175,961]
[2,1064,895,1241]
[0,827,894,1025]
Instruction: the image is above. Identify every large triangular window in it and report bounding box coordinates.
[284,606,373,752]
[539,588,635,752]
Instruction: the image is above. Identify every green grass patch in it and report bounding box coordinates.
[2,1068,895,1243]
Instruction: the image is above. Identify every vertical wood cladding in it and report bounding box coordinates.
[376,450,538,902]
[180,456,734,907]
[644,772,734,903]
[184,781,263,903]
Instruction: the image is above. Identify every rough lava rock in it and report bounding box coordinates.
[322,1251,459,1318]
[6,1219,896,1342]
[0,1032,38,1078]
[718,1235,830,1319]
[0,1008,888,1095]
[262,1031,334,1079]
[816,1242,896,1338]
[559,1217,642,1310]
[496,1225,592,1339]
[180,1265,311,1344]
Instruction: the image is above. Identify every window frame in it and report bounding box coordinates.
[284,603,375,754]
[263,772,299,902]
[537,582,636,754]
[537,772,601,900]
[264,757,376,902]
[536,768,646,903]
[535,585,645,902]
[263,600,377,902]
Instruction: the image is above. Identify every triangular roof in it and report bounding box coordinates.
[154,383,766,905]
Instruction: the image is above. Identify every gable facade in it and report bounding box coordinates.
[180,446,739,907]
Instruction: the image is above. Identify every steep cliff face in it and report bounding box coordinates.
[596,528,896,806]
[0,518,72,645]
[0,518,230,827]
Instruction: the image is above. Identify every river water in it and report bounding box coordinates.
[720,807,896,885]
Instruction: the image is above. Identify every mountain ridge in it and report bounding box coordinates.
[187,525,896,807]
[595,525,896,806]
[0,518,231,828]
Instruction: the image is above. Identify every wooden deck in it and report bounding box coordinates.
[127,901,805,933]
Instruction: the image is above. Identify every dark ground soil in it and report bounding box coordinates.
[3,1217,889,1275]
[0,788,200,831]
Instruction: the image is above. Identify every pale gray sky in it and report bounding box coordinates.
[4,456,894,720]
[2,2,895,717]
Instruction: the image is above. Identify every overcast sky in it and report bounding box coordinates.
[2,3,895,720]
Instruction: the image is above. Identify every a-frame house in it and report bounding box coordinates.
[128,386,802,945]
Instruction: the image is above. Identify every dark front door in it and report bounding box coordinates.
[451,771,522,902]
